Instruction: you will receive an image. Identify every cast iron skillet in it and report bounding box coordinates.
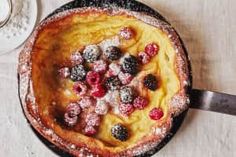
[21,0,192,156]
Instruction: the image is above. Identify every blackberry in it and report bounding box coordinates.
[120,86,134,103]
[105,76,121,91]
[143,74,158,91]
[104,46,122,61]
[70,65,87,81]
[111,124,129,141]
[83,45,101,63]
[121,55,139,75]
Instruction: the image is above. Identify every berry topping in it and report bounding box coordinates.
[108,63,121,76]
[83,45,101,63]
[91,84,106,98]
[149,108,164,120]
[84,125,97,136]
[58,67,70,78]
[120,86,134,103]
[119,27,135,40]
[143,74,158,91]
[119,103,134,116]
[85,113,100,126]
[73,81,87,96]
[95,100,109,115]
[111,124,129,141]
[103,90,120,107]
[86,71,101,86]
[66,102,81,117]
[138,51,151,64]
[93,60,107,73]
[70,51,84,65]
[64,113,78,127]
[133,96,149,110]
[118,72,133,85]
[145,43,159,57]
[70,65,87,81]
[121,55,139,75]
[105,76,121,91]
[104,46,122,61]
[79,96,94,109]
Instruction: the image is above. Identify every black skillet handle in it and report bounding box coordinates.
[190,89,236,116]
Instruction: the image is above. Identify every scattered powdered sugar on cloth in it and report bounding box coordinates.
[0,0,30,38]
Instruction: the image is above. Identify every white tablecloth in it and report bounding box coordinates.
[0,0,235,156]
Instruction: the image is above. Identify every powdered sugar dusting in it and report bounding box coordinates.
[98,36,120,52]
[70,144,76,149]
[170,94,189,116]
[113,105,120,114]
[102,90,120,107]
[130,141,159,156]
[44,129,53,136]
[171,95,186,107]
[64,89,72,97]
[153,127,167,138]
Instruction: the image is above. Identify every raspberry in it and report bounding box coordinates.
[66,102,81,117]
[108,63,121,76]
[119,103,134,116]
[79,96,94,109]
[138,52,151,64]
[118,72,133,85]
[91,84,106,98]
[105,76,121,91]
[73,81,87,96]
[149,108,164,120]
[133,96,149,110]
[104,46,122,61]
[58,67,70,78]
[85,113,100,126]
[64,113,78,127]
[111,124,129,141]
[83,45,101,63]
[119,27,135,40]
[121,55,139,75]
[120,86,134,103]
[143,74,158,91]
[95,100,109,115]
[86,71,101,86]
[145,43,159,57]
[84,125,97,136]
[93,60,107,73]
[70,51,84,65]
[70,65,87,81]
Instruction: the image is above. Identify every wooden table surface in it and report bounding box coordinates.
[0,0,235,156]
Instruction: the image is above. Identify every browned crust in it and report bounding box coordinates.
[18,7,190,157]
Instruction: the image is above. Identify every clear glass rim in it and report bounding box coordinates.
[0,0,12,28]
